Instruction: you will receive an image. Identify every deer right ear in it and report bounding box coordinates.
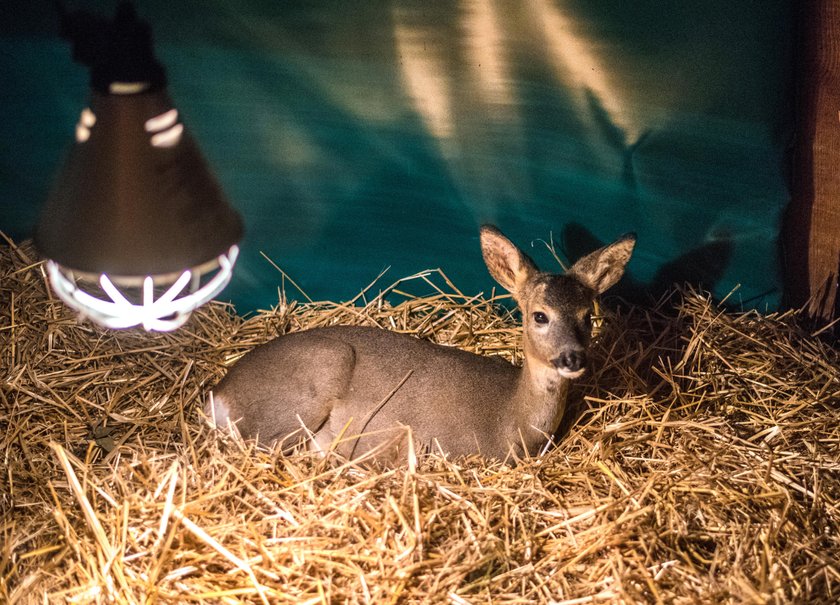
[567,233,636,294]
[480,225,538,297]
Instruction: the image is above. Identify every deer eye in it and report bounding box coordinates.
[532,311,549,325]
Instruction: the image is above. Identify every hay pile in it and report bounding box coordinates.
[1,236,838,604]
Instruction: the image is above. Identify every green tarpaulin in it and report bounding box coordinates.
[1,1,793,312]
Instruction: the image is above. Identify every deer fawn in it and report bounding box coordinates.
[206,225,635,463]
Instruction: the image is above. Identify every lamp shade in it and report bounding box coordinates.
[34,2,243,330]
[35,89,242,281]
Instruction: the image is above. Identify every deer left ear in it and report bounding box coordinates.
[480,224,539,299]
[567,233,636,294]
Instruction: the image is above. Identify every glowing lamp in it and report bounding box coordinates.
[35,3,242,331]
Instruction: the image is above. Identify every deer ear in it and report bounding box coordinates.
[568,233,636,294]
[480,225,538,298]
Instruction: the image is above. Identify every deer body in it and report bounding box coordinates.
[207,226,635,462]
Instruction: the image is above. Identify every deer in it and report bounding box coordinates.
[205,225,635,463]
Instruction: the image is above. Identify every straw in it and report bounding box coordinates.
[1,236,838,604]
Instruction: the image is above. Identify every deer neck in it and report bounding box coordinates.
[512,347,571,454]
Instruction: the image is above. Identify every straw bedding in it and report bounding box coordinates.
[1,236,838,604]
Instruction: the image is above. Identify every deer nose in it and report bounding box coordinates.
[552,350,586,373]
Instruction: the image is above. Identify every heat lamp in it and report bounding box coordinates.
[35,2,243,331]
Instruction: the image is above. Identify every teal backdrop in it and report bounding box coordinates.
[1,1,793,312]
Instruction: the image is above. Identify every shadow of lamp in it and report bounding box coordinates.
[35,2,242,331]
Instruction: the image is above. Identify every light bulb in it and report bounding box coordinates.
[45,246,239,331]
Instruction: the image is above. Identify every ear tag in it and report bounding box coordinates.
[591,299,605,341]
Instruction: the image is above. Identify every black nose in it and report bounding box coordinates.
[552,350,586,372]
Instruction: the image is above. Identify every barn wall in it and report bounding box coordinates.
[785,0,840,321]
